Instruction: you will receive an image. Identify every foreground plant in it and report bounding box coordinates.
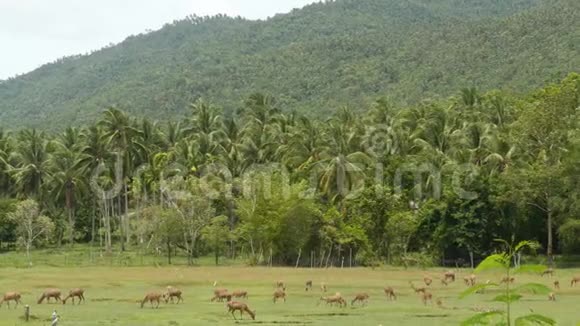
[460,239,555,326]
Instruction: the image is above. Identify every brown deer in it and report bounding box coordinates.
[443,271,456,282]
[410,282,427,294]
[320,282,327,292]
[554,280,560,289]
[273,288,286,303]
[440,278,449,286]
[424,276,433,286]
[421,291,433,306]
[232,290,248,299]
[227,301,255,320]
[211,289,231,302]
[63,288,85,305]
[351,293,369,306]
[383,287,397,301]
[0,292,22,308]
[37,289,62,304]
[305,280,313,291]
[500,277,515,284]
[463,276,471,286]
[164,286,183,304]
[319,293,346,307]
[465,274,476,286]
[541,268,554,277]
[141,292,162,308]
[571,276,580,287]
[548,292,556,301]
[275,281,285,289]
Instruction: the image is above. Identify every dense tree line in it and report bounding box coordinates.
[1,0,578,128]
[0,74,578,266]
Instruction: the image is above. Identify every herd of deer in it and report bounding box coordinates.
[1,268,578,321]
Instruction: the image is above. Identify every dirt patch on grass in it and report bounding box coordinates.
[287,313,353,317]
[116,298,141,303]
[412,314,449,318]
[245,322,311,325]
[91,297,114,302]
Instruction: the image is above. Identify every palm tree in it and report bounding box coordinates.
[0,130,14,195]
[188,99,222,135]
[47,143,90,245]
[280,116,328,171]
[99,107,140,250]
[10,129,52,199]
[314,121,371,205]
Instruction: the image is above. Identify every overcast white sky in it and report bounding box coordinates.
[0,0,317,80]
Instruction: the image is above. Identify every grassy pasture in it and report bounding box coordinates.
[0,266,578,325]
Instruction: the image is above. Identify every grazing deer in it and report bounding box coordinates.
[0,292,22,308]
[164,286,183,304]
[548,292,556,301]
[320,282,327,292]
[541,268,554,277]
[227,301,255,320]
[383,287,397,301]
[211,289,231,302]
[141,292,162,308]
[319,293,346,307]
[351,293,369,306]
[424,276,433,286]
[232,290,248,299]
[37,289,62,304]
[63,288,85,305]
[421,292,433,306]
[464,274,476,286]
[440,278,449,286]
[463,276,471,286]
[500,277,515,284]
[443,271,456,282]
[305,280,313,291]
[410,282,426,294]
[273,288,286,303]
[571,276,580,287]
[275,281,285,290]
[554,280,560,289]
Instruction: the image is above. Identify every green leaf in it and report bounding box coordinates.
[514,314,556,326]
[475,253,509,272]
[514,265,547,274]
[513,283,552,295]
[459,283,499,299]
[514,240,534,253]
[492,293,522,303]
[461,311,505,326]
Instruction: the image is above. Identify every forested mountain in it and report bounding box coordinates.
[0,0,578,129]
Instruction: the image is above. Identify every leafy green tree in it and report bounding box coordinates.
[201,215,231,265]
[460,239,554,326]
[8,200,55,265]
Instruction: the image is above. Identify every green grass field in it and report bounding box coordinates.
[0,265,579,325]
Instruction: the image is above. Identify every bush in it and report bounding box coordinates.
[558,220,580,254]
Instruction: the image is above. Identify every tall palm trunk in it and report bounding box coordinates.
[65,181,75,245]
[124,182,130,247]
[547,205,553,264]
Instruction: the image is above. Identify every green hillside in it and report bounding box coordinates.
[0,0,578,129]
